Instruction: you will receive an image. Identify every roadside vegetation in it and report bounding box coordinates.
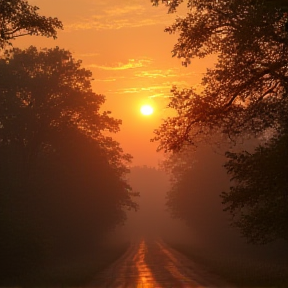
[152,1,288,286]
[161,143,288,287]
[152,0,288,245]
[0,2,137,286]
[168,241,288,287]
[23,239,129,286]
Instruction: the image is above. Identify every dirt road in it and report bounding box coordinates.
[88,237,234,288]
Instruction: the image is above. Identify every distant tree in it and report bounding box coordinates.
[0,0,62,49]
[126,166,170,237]
[163,144,235,243]
[221,128,288,244]
[0,47,137,284]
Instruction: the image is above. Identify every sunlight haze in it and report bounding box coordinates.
[15,0,210,167]
[1,1,288,286]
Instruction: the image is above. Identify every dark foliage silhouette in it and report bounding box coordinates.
[151,0,288,243]
[0,0,62,49]
[0,47,137,285]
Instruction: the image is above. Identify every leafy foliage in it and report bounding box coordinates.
[221,131,288,244]
[0,46,127,171]
[0,0,62,49]
[0,47,137,284]
[163,144,242,246]
[151,0,288,152]
[152,0,288,244]
[151,0,288,14]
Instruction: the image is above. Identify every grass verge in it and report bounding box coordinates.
[22,240,130,287]
[166,241,288,288]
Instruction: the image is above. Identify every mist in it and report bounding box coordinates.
[119,142,288,270]
[1,0,288,286]
[121,166,191,242]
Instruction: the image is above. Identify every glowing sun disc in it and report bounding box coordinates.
[140,105,154,115]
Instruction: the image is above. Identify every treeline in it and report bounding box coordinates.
[152,0,288,245]
[0,3,138,285]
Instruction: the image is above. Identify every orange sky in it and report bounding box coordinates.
[16,0,212,167]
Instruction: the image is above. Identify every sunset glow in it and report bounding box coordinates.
[2,2,284,287]
[14,0,206,167]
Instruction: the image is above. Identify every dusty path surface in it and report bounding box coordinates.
[88,237,235,288]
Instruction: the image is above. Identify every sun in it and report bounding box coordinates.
[140,105,154,116]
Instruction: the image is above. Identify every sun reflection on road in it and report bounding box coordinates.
[89,237,233,288]
[135,239,160,288]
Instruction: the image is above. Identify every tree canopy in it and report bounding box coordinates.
[0,47,137,284]
[163,144,242,246]
[0,0,62,49]
[221,131,288,244]
[151,0,288,244]
[151,0,288,152]
[0,46,124,170]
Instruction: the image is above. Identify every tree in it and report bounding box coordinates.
[125,166,170,238]
[151,0,288,243]
[221,129,288,244]
[0,46,122,173]
[151,0,288,151]
[0,47,138,284]
[162,139,251,245]
[0,0,62,49]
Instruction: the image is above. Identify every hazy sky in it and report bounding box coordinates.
[16,0,211,167]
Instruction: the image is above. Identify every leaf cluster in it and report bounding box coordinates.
[0,0,63,49]
[221,131,288,244]
[152,0,288,245]
[151,0,288,152]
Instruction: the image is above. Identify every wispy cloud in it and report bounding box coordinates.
[64,2,173,32]
[110,84,172,95]
[135,69,178,78]
[65,17,171,31]
[104,5,145,17]
[134,68,202,79]
[149,93,171,98]
[88,59,152,71]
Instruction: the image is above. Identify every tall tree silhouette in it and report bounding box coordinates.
[151,0,288,151]
[0,47,138,284]
[151,0,288,243]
